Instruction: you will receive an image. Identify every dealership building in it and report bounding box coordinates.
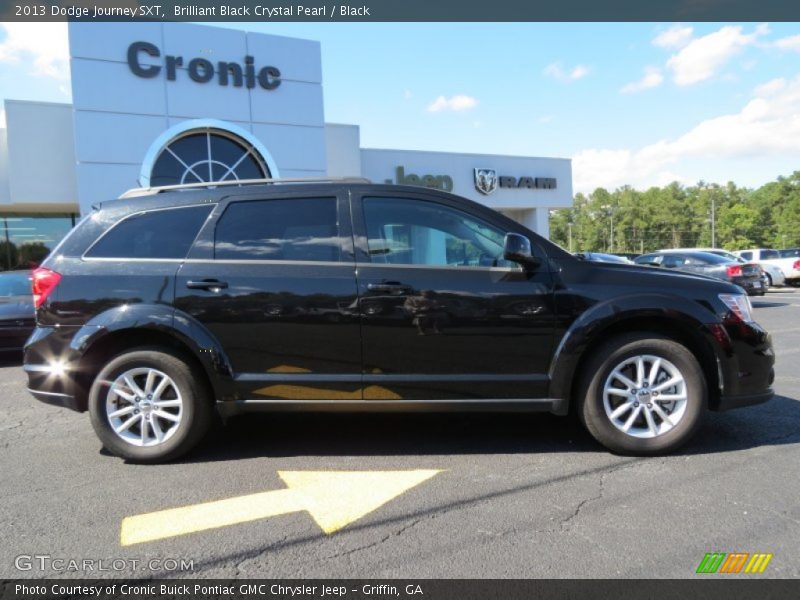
[0,22,572,264]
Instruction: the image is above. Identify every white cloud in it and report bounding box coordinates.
[754,77,786,96]
[652,25,694,49]
[0,22,69,81]
[774,34,800,52]
[403,89,413,100]
[665,25,767,86]
[538,115,554,124]
[426,94,478,113]
[620,66,664,94]
[543,62,590,83]
[573,73,800,192]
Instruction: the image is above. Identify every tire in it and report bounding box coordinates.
[577,333,706,455]
[88,347,213,463]
[765,273,773,287]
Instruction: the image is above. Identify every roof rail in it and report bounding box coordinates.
[119,176,372,199]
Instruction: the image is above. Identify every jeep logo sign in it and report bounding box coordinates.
[385,166,454,192]
[127,41,282,90]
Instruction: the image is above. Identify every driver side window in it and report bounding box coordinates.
[362,197,517,268]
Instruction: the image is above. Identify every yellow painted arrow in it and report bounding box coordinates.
[120,469,441,546]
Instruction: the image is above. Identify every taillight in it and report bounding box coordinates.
[726,264,742,278]
[794,260,800,270]
[31,267,61,309]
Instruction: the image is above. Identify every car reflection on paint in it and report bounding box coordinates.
[0,271,35,352]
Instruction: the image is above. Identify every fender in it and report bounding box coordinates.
[70,303,236,402]
[548,292,727,412]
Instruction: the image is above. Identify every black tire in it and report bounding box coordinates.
[88,347,213,463]
[765,273,773,287]
[577,333,706,455]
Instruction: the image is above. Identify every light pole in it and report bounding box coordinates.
[710,194,716,248]
[601,205,614,252]
[567,220,574,253]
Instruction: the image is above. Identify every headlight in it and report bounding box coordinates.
[719,293,753,323]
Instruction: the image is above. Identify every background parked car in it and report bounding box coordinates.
[574,252,634,264]
[610,252,641,261]
[634,251,765,296]
[0,270,34,352]
[734,248,800,287]
[663,248,782,288]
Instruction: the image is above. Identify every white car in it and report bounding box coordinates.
[735,249,800,287]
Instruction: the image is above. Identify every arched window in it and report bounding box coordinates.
[149,128,270,187]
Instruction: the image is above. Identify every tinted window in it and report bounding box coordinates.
[779,248,800,258]
[215,198,341,262]
[760,249,780,260]
[661,254,686,268]
[0,272,31,296]
[634,254,661,265]
[87,205,212,259]
[739,251,753,260]
[363,197,517,268]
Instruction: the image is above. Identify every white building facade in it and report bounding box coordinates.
[0,22,572,268]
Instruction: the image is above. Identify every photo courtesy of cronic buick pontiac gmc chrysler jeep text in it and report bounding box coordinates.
[23,179,775,462]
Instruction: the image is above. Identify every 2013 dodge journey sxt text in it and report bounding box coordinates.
[24,179,775,462]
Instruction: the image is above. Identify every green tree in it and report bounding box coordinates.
[17,242,50,268]
[0,241,18,271]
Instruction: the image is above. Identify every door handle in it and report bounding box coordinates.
[186,279,229,291]
[367,282,408,293]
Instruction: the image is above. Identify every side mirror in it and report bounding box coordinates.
[503,233,540,269]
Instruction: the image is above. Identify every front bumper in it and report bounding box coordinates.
[709,318,775,411]
[716,388,774,411]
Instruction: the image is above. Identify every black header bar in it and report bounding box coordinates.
[2,0,800,22]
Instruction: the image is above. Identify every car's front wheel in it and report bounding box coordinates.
[578,333,706,455]
[88,348,212,463]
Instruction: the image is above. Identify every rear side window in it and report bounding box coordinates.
[739,251,753,260]
[86,205,212,259]
[661,254,686,268]
[760,249,780,260]
[634,254,661,266]
[214,197,342,262]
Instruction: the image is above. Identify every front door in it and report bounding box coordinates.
[351,191,555,401]
[174,191,361,401]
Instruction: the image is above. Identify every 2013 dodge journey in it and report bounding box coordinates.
[24,179,775,462]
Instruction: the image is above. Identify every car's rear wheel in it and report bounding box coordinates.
[88,348,212,463]
[765,273,773,287]
[577,333,706,455]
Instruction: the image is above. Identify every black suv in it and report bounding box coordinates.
[24,180,774,462]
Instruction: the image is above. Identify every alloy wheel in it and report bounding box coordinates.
[602,354,688,439]
[105,367,183,447]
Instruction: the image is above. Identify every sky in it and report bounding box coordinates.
[1,21,800,193]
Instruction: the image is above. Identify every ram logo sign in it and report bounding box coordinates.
[696,552,773,574]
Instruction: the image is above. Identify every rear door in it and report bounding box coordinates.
[351,190,555,401]
[174,190,361,401]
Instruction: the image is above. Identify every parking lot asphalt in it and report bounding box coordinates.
[1,290,799,580]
